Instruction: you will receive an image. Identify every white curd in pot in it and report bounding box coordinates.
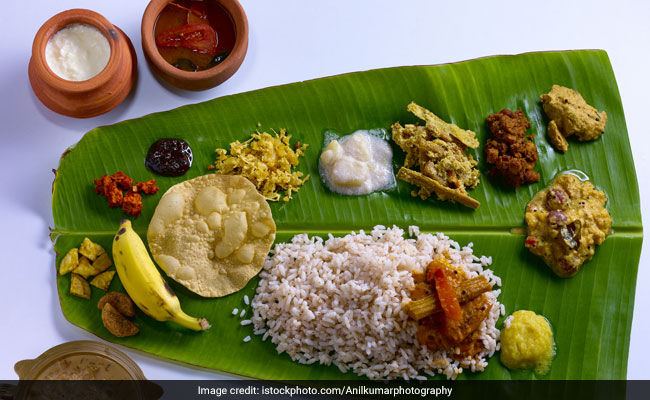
[45,23,110,81]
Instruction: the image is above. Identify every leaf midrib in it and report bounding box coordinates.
[49,226,643,238]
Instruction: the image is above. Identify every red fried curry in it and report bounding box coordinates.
[406,257,494,359]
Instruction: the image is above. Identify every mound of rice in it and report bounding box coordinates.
[251,225,503,380]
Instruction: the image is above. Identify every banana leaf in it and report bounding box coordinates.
[52,50,642,379]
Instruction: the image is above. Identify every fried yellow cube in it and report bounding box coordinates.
[92,252,112,274]
[90,270,116,291]
[59,248,79,275]
[72,257,95,279]
[70,273,91,299]
[79,237,105,261]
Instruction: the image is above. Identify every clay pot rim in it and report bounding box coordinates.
[14,340,146,380]
[31,9,123,93]
[141,0,249,88]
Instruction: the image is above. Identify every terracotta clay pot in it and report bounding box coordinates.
[14,341,145,380]
[29,9,137,118]
[141,0,249,91]
[11,341,163,399]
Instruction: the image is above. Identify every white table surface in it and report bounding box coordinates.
[1,0,648,380]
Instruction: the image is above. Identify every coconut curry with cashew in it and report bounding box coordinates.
[524,173,611,277]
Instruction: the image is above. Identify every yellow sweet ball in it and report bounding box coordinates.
[500,310,555,375]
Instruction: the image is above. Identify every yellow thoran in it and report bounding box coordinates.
[213,129,309,202]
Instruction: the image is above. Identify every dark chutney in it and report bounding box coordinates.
[145,139,193,177]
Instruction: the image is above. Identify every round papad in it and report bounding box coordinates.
[147,174,276,297]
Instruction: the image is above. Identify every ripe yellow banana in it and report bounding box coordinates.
[112,219,210,331]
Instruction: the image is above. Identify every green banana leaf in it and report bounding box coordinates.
[52,50,642,380]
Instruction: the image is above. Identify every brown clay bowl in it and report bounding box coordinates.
[12,341,163,398]
[14,340,146,380]
[141,0,249,91]
[29,9,137,118]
